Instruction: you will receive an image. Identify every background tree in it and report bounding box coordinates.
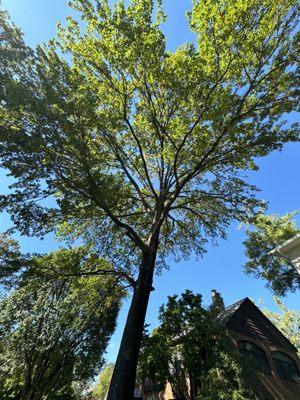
[244,212,300,295]
[0,1,299,398]
[93,363,115,400]
[261,297,300,353]
[137,326,172,394]
[0,246,124,400]
[137,290,260,400]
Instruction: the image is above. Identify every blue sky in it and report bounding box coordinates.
[1,0,299,363]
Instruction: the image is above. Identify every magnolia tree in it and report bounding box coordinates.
[0,1,299,398]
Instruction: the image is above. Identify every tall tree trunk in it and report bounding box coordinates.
[188,369,196,400]
[107,248,157,400]
[20,387,34,400]
[20,373,33,400]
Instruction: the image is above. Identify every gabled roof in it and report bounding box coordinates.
[220,297,297,353]
[218,297,247,325]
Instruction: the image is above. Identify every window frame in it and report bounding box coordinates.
[238,340,272,375]
[272,351,300,384]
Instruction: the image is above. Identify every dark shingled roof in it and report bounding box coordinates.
[218,298,247,325]
[219,297,297,353]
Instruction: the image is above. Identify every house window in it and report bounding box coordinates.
[272,351,300,383]
[238,340,271,375]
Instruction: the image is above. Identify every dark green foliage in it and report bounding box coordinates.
[137,326,171,392]
[244,212,300,295]
[0,233,32,288]
[0,245,124,400]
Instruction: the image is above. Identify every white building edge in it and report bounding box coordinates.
[270,233,300,275]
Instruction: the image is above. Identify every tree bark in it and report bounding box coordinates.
[107,248,157,400]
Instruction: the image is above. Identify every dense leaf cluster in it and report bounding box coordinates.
[0,245,124,400]
[0,0,299,268]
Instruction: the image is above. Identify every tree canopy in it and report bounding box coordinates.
[1,0,299,265]
[0,1,299,397]
[0,245,124,400]
[244,212,300,295]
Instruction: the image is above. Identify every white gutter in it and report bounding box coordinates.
[270,234,300,275]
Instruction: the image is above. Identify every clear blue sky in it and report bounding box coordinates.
[1,0,299,363]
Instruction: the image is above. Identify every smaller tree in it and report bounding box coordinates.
[243,212,300,296]
[0,246,124,400]
[262,297,300,353]
[137,326,172,394]
[93,363,115,400]
[137,290,260,400]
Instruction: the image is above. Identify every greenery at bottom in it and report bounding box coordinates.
[0,242,124,400]
[92,363,115,400]
[137,290,262,400]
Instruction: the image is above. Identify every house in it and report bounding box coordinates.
[220,297,300,400]
[270,233,300,275]
[140,297,300,400]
